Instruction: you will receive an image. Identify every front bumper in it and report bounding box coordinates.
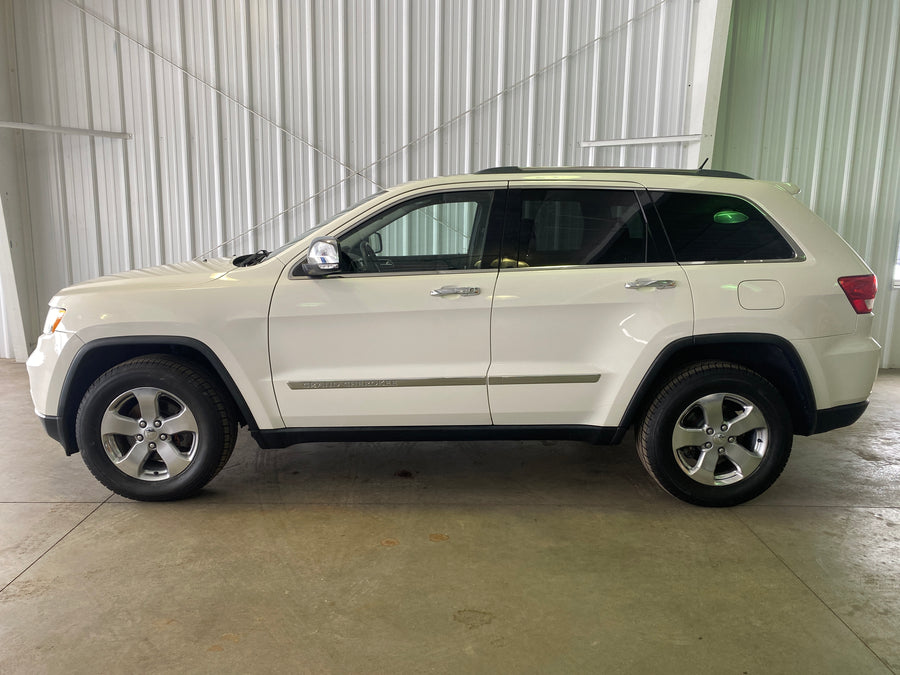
[26,331,83,417]
[28,331,85,456]
[39,414,64,446]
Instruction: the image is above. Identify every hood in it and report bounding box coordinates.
[57,257,236,296]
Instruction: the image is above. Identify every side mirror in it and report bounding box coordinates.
[368,232,383,254]
[301,237,341,276]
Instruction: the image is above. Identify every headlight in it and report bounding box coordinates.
[43,307,66,334]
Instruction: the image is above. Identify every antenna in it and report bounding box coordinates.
[698,157,710,170]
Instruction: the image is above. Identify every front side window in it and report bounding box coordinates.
[651,192,796,262]
[337,191,496,273]
[504,188,668,267]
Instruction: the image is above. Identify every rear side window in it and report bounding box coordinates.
[651,192,796,262]
[506,188,670,267]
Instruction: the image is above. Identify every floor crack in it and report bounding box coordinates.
[0,496,112,597]
[735,510,897,674]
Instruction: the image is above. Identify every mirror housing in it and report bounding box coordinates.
[301,237,341,276]
[368,232,383,254]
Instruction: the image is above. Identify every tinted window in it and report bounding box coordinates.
[508,189,667,267]
[338,191,495,273]
[652,192,795,262]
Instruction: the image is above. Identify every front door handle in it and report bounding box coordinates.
[430,285,481,297]
[624,279,677,290]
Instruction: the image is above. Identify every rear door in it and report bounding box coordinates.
[487,181,694,428]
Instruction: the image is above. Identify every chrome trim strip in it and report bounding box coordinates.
[677,256,806,265]
[287,377,485,390]
[288,373,602,389]
[488,374,601,385]
[497,262,682,273]
[289,267,500,280]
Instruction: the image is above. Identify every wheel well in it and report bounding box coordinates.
[57,338,254,455]
[621,336,817,437]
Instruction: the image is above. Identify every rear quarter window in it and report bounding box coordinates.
[651,192,796,262]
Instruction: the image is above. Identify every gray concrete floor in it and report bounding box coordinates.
[1,359,898,674]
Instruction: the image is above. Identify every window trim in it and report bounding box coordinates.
[495,261,684,274]
[289,267,502,280]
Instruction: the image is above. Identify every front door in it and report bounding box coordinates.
[269,187,505,428]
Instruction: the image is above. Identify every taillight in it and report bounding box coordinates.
[838,275,877,314]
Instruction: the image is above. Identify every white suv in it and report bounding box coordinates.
[26,168,881,506]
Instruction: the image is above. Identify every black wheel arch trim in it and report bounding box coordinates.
[55,336,259,455]
[614,333,820,441]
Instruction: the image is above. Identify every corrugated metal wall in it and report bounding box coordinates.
[2,0,704,354]
[715,0,900,366]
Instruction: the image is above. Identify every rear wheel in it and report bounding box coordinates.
[637,361,792,507]
[75,355,237,501]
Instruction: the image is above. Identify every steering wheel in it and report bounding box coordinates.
[473,257,529,269]
[360,241,381,272]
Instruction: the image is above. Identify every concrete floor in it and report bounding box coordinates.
[1,360,898,674]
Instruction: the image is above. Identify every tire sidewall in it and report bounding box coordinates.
[643,367,792,507]
[76,360,228,501]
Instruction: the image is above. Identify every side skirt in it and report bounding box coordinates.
[252,425,622,449]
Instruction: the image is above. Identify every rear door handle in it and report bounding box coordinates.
[624,279,677,290]
[430,285,481,297]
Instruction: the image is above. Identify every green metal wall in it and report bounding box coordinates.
[715,0,900,366]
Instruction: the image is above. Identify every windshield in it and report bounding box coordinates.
[266,190,387,259]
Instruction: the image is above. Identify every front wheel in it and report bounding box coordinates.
[636,361,792,507]
[75,355,237,501]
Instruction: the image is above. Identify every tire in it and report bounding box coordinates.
[75,355,237,501]
[636,361,792,507]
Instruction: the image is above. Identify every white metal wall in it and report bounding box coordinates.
[3,0,708,353]
[715,0,900,366]
[0,0,29,360]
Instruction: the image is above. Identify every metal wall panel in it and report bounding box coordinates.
[0,307,9,359]
[0,293,9,358]
[715,0,900,365]
[10,0,705,342]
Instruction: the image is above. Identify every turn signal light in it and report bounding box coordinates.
[838,275,877,314]
[43,307,66,334]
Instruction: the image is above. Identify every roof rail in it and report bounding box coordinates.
[476,166,523,174]
[474,166,753,179]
